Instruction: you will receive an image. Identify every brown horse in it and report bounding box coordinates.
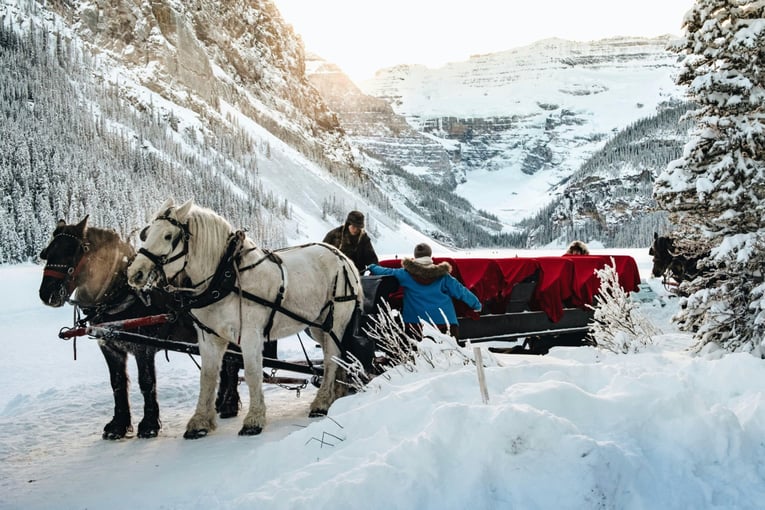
[649,232,705,284]
[39,216,241,439]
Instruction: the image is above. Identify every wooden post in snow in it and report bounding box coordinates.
[473,346,489,404]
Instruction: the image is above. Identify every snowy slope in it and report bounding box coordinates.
[4,250,765,510]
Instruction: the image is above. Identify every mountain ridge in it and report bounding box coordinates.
[1,0,689,264]
[313,35,687,243]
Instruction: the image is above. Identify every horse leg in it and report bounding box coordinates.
[239,333,266,436]
[184,334,226,439]
[216,357,241,419]
[98,342,133,440]
[308,327,346,417]
[134,346,161,438]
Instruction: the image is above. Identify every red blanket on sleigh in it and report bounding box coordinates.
[377,254,640,323]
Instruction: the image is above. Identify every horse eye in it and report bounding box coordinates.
[164,232,173,242]
[139,226,148,242]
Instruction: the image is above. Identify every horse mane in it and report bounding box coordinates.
[85,226,134,256]
[181,203,235,277]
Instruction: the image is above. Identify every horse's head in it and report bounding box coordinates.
[39,216,90,307]
[128,198,194,289]
[649,232,676,278]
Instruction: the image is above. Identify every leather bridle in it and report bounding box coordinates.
[137,215,191,282]
[40,232,90,297]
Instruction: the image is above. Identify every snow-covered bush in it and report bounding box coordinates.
[587,259,658,354]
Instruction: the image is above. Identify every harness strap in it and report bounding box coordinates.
[261,250,285,341]
[171,236,358,351]
[263,283,285,340]
[139,214,191,282]
[238,289,325,330]
[189,312,223,338]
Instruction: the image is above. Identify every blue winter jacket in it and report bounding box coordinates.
[368,258,482,325]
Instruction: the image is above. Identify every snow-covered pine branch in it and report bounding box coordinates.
[653,0,765,353]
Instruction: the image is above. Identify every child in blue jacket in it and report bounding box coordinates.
[367,243,482,339]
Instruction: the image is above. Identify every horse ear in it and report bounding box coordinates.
[75,215,89,234]
[176,199,193,219]
[158,198,175,215]
[56,219,66,228]
[654,232,658,240]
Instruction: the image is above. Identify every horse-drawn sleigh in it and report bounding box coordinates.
[40,199,641,439]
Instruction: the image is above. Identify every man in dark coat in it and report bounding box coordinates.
[323,210,379,273]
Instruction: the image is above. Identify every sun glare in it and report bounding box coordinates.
[273,0,692,83]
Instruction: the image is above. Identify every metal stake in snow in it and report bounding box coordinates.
[473,345,489,404]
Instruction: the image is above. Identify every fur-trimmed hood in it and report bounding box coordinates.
[402,257,451,284]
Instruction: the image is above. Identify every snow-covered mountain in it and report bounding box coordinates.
[1,0,690,261]
[0,0,444,262]
[307,36,683,239]
[352,37,687,227]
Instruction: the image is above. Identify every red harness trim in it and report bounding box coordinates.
[42,248,89,297]
[43,268,67,279]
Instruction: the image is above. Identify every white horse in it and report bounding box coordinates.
[127,199,363,438]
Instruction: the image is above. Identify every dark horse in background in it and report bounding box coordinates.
[649,232,707,288]
[39,216,241,439]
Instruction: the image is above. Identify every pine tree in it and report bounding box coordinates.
[654,0,765,353]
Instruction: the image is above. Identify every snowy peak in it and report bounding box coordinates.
[355,36,686,229]
[361,36,681,119]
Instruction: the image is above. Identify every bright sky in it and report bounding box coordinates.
[273,0,695,82]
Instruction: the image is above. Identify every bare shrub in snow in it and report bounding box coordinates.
[587,259,659,354]
[337,302,493,394]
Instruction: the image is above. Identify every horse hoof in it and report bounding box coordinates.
[238,425,263,436]
[309,409,328,418]
[183,429,208,440]
[102,423,132,440]
[218,405,239,419]
[137,420,161,438]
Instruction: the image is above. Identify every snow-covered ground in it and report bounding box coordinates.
[2,248,765,510]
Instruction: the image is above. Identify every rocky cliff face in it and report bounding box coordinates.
[48,0,355,170]
[306,55,454,185]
